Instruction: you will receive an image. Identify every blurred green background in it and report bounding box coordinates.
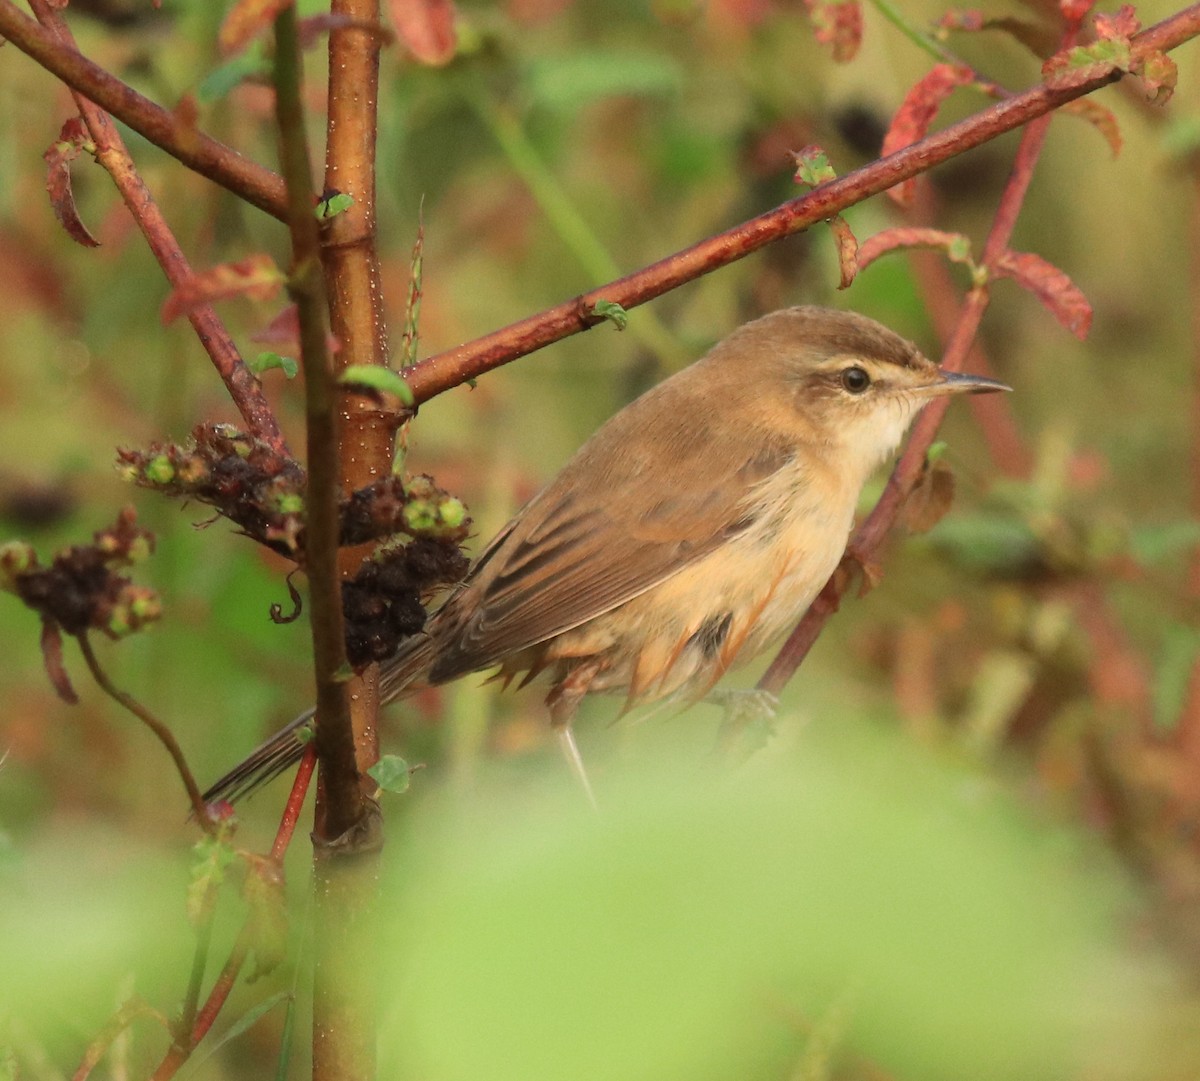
[3,0,1200,1078]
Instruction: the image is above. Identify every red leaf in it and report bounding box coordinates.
[881,64,976,207]
[161,254,285,326]
[43,117,100,249]
[1059,98,1122,156]
[1059,0,1096,23]
[219,0,292,56]
[389,0,457,66]
[857,227,975,274]
[1134,50,1177,105]
[829,215,859,289]
[1094,4,1138,40]
[992,250,1092,340]
[40,620,78,704]
[252,304,342,355]
[804,1,862,63]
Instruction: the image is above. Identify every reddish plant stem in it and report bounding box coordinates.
[320,0,391,803]
[0,0,287,220]
[313,9,388,1081]
[405,6,1200,404]
[906,190,1033,479]
[758,45,1069,696]
[26,2,288,455]
[72,998,169,1081]
[77,634,214,832]
[274,741,318,860]
[272,5,364,840]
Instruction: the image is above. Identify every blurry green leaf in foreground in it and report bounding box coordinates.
[378,715,1186,1081]
[0,831,187,1053]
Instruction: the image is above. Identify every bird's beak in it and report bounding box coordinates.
[922,369,1012,396]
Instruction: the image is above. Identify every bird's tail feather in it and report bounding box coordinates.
[202,632,440,807]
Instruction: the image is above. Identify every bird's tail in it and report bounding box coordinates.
[201,632,440,807]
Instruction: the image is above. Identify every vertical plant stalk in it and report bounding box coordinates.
[281,8,384,1081]
[28,0,288,455]
[320,0,392,796]
[272,6,363,838]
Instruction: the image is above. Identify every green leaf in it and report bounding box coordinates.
[251,352,298,379]
[1128,520,1200,565]
[315,192,354,220]
[198,47,271,103]
[591,299,628,330]
[1152,624,1200,735]
[526,50,684,115]
[338,365,415,406]
[178,992,293,1077]
[368,755,413,794]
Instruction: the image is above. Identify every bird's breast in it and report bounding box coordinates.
[541,453,859,706]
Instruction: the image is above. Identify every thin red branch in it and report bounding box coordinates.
[757,14,1081,696]
[77,634,215,831]
[0,0,287,219]
[404,5,1200,404]
[27,2,288,455]
[273,741,317,861]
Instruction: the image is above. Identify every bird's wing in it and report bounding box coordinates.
[426,405,795,682]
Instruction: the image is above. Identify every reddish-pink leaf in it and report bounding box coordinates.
[1094,4,1138,40]
[881,63,976,207]
[161,254,285,326]
[40,619,78,704]
[252,304,342,355]
[857,227,975,274]
[1059,0,1096,23]
[992,250,1092,340]
[43,117,100,249]
[389,0,457,66]
[804,1,862,63]
[219,0,292,57]
[1135,50,1177,105]
[1060,98,1122,156]
[829,215,859,289]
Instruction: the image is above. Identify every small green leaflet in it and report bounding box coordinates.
[316,192,354,220]
[368,755,413,795]
[251,352,298,379]
[338,365,415,406]
[592,299,628,330]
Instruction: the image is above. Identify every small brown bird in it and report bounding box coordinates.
[204,306,1008,803]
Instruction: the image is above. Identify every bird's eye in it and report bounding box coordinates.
[840,366,870,394]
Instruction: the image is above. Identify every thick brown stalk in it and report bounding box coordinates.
[26,2,287,454]
[0,0,287,219]
[320,0,391,791]
[312,9,388,1081]
[404,5,1200,404]
[272,6,364,840]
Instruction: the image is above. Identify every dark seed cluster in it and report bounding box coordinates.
[342,537,469,668]
[118,424,307,558]
[0,506,160,639]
